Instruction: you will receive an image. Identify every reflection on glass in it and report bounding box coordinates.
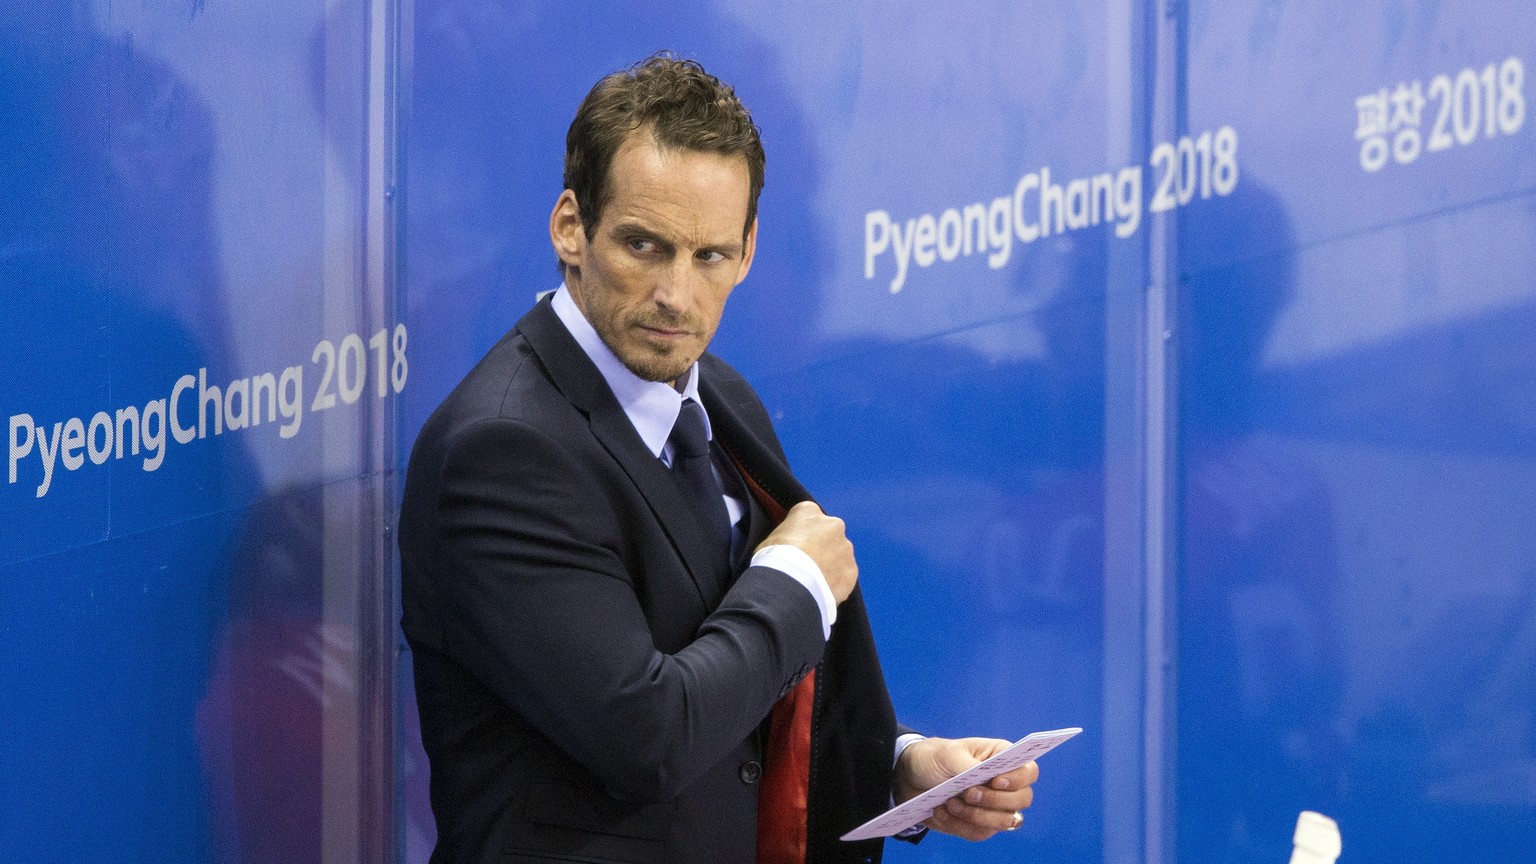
[0,3,394,863]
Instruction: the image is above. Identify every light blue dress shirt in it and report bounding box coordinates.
[549,285,922,791]
[548,285,837,639]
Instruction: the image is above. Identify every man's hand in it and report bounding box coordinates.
[894,737,1039,841]
[758,501,858,603]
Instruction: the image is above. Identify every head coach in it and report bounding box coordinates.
[399,53,1042,864]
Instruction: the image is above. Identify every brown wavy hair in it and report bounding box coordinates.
[564,53,766,241]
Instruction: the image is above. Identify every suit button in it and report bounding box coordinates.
[739,761,762,784]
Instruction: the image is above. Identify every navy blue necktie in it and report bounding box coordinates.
[669,398,733,547]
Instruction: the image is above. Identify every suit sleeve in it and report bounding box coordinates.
[432,417,825,803]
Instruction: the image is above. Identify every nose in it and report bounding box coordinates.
[651,255,704,315]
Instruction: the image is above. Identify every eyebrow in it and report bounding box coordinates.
[610,218,743,256]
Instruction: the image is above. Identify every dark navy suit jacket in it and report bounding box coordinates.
[400,297,897,864]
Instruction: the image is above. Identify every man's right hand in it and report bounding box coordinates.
[760,501,858,603]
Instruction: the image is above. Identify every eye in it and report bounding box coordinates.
[697,249,727,263]
[627,237,657,254]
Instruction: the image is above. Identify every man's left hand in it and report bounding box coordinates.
[893,737,1039,841]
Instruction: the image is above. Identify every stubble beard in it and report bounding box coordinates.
[619,347,694,385]
[600,307,708,384]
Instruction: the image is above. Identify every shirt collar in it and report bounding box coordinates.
[549,284,708,458]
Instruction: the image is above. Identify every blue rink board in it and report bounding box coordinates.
[2,0,1534,862]
[1175,185,1536,863]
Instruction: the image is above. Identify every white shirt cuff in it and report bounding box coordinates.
[750,544,836,640]
[893,733,929,838]
[894,732,925,766]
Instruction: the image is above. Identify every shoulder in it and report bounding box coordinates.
[406,325,590,492]
[429,325,579,434]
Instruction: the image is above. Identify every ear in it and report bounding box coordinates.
[550,189,585,271]
[733,217,759,287]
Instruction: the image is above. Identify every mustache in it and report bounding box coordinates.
[629,308,701,332]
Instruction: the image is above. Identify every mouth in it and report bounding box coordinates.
[636,323,694,342]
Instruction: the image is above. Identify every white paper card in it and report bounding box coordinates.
[840,727,1082,841]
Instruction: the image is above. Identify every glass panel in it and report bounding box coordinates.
[1177,4,1536,861]
[0,1,397,861]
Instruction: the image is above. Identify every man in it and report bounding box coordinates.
[399,54,1039,864]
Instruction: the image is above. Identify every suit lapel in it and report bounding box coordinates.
[701,375,814,516]
[515,298,726,607]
